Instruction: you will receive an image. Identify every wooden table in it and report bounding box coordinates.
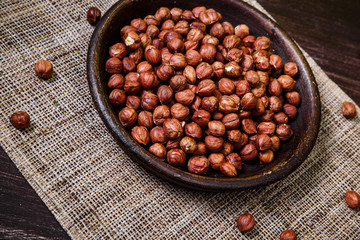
[1,0,359,238]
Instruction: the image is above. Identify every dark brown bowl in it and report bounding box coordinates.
[87,0,321,191]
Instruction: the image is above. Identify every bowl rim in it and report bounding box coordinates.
[87,0,321,192]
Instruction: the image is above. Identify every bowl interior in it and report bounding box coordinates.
[87,0,321,191]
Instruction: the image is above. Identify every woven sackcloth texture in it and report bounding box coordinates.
[0,0,359,239]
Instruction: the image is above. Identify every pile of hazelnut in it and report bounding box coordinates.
[105,6,301,177]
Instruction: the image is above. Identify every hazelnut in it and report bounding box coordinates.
[167,148,186,167]
[269,96,283,112]
[218,78,235,95]
[170,53,187,70]
[248,134,258,145]
[222,21,234,35]
[141,92,159,111]
[109,43,127,59]
[283,62,298,77]
[184,40,199,51]
[188,156,210,175]
[243,35,255,47]
[149,143,167,160]
[269,54,283,71]
[257,70,270,86]
[215,52,225,63]
[123,31,141,50]
[241,92,257,110]
[166,138,180,149]
[139,33,152,48]
[185,122,202,140]
[193,142,207,155]
[257,122,276,135]
[237,213,255,233]
[144,15,160,26]
[86,7,101,25]
[155,7,171,21]
[212,61,225,79]
[280,230,297,240]
[157,85,173,105]
[156,64,175,81]
[255,134,272,151]
[219,95,240,113]
[202,35,220,46]
[149,126,168,144]
[224,61,242,78]
[268,79,282,96]
[130,18,147,32]
[252,98,265,116]
[208,120,226,137]
[147,25,160,39]
[186,29,204,42]
[173,20,190,36]
[196,62,214,80]
[226,153,242,169]
[236,80,251,97]
[220,162,237,177]
[212,111,224,121]
[192,109,211,127]
[170,75,187,92]
[345,190,360,209]
[185,50,202,66]
[153,105,170,126]
[161,19,175,31]
[126,95,141,110]
[239,144,258,161]
[278,75,296,92]
[238,110,251,120]
[107,74,124,89]
[175,89,195,105]
[233,133,249,149]
[258,109,274,122]
[163,31,182,43]
[131,126,150,145]
[120,25,137,37]
[270,136,280,152]
[244,70,259,86]
[205,135,224,152]
[223,35,241,50]
[261,96,269,108]
[192,6,207,18]
[241,118,257,135]
[342,102,357,118]
[200,96,217,112]
[9,111,30,129]
[251,82,266,98]
[255,56,270,70]
[109,89,126,107]
[209,22,225,40]
[274,112,289,124]
[226,129,242,143]
[190,21,206,32]
[122,57,136,74]
[285,91,301,106]
[254,36,271,51]
[105,58,122,74]
[221,142,234,156]
[222,113,240,129]
[276,124,293,141]
[138,111,153,129]
[138,72,158,89]
[170,7,183,21]
[181,10,196,22]
[119,107,137,126]
[198,8,220,25]
[129,47,143,64]
[234,24,249,38]
[241,54,254,71]
[152,38,165,50]
[200,44,217,63]
[190,96,202,111]
[171,103,190,120]
[144,45,162,65]
[208,153,225,170]
[283,104,298,119]
[195,79,215,97]
[259,149,274,164]
[180,136,198,154]
[167,38,185,53]
[163,118,183,139]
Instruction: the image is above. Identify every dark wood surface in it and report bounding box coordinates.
[0,0,359,239]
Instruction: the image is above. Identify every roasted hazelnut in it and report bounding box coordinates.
[161,19,175,31]
[224,61,242,78]
[221,113,239,129]
[185,50,202,66]
[166,138,180,149]
[167,148,186,167]
[216,78,235,95]
[283,62,298,77]
[192,6,207,18]
[105,58,122,74]
[268,79,282,96]
[199,8,220,25]
[184,40,199,51]
[208,153,225,170]
[175,89,195,105]
[186,29,204,42]
[194,80,214,97]
[183,65,196,84]
[144,15,160,26]
[212,61,225,79]
[153,105,170,126]
[205,135,224,152]
[222,35,241,50]
[219,142,233,156]
[196,62,214,80]
[163,31,182,43]
[261,96,269,108]
[241,54,254,72]
[157,85,173,105]
[211,111,223,121]
[124,95,140,110]
[253,36,271,51]
[124,73,141,94]
[215,52,225,63]
[109,43,126,59]
[258,109,274,122]
[259,149,274,164]
[173,20,190,36]
[199,96,216,112]
[179,136,197,154]
[163,118,183,139]
[345,190,360,209]
[255,56,270,70]
[9,111,30,129]
[171,103,190,120]
[283,104,298,119]
[120,25,137,37]
[240,93,257,110]
[219,162,237,177]
[129,47,143,64]
[239,144,258,161]
[87,7,101,25]
[257,70,269,86]
[248,134,258,145]
[233,24,249,39]
[270,135,280,152]
[152,38,165,50]
[257,122,276,135]
[144,45,161,65]
[191,142,205,155]
[149,143,167,160]
[199,44,217,63]
[278,75,296,92]
[190,21,206,32]
[237,213,255,233]
[136,61,153,73]
[170,75,187,92]
[141,92,159,111]
[150,126,168,144]
[342,102,357,118]
[107,74,124,89]
[184,122,202,140]
[233,133,249,149]
[274,112,288,124]
[202,35,220,46]
[255,134,272,152]
[238,110,251,120]
[169,53,187,70]
[285,91,300,106]
[156,64,175,81]
[241,35,255,48]
[188,156,210,174]
[269,96,283,112]
[252,98,265,116]
[190,96,202,111]
[243,71,259,86]
[155,7,171,21]
[146,25,160,39]
[221,21,234,35]
[139,33,151,48]
[109,89,126,107]
[170,7,183,22]
[209,22,225,39]
[167,38,184,53]
[130,18,147,33]
[123,31,141,50]
[137,111,153,129]
[269,54,283,71]
[206,120,225,137]
[219,95,240,113]
[131,126,150,145]
[226,129,242,143]
[276,124,293,141]
[235,80,251,97]
[226,153,242,169]
[192,109,211,127]
[122,57,136,74]
[241,118,257,135]
[280,230,297,240]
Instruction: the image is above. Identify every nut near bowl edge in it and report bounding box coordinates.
[87,0,321,191]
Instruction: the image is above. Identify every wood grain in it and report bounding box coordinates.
[0,0,359,238]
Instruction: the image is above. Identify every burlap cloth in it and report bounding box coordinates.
[0,0,359,239]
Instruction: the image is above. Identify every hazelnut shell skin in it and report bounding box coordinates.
[237,213,255,233]
[10,111,30,129]
[34,60,53,79]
